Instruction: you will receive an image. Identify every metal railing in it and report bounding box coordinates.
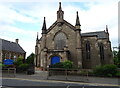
[47,68,90,82]
[2,68,16,77]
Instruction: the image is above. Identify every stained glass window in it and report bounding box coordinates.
[99,43,104,60]
[86,41,90,59]
[54,32,67,49]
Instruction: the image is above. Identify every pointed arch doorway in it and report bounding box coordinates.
[51,56,60,65]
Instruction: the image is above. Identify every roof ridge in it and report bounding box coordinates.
[0,38,16,44]
[82,31,105,34]
[1,38,25,53]
[63,20,76,29]
[47,19,76,33]
[81,31,107,39]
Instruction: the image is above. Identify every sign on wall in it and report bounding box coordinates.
[4,59,13,65]
[51,56,60,65]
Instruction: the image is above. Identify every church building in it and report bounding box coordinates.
[35,2,113,70]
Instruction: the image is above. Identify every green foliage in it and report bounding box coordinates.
[118,45,120,58]
[14,56,23,66]
[116,71,120,77]
[114,57,120,68]
[93,64,118,77]
[117,47,120,68]
[113,46,120,68]
[0,63,6,68]
[62,60,73,69]
[14,56,28,72]
[2,65,15,68]
[17,63,29,72]
[113,50,118,58]
[26,53,35,65]
[0,63,3,66]
[50,62,64,68]
[50,60,74,69]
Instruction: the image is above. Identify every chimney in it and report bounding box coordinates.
[15,39,19,44]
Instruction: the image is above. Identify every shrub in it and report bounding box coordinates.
[17,64,29,72]
[0,63,5,67]
[50,62,64,68]
[14,56,23,66]
[116,71,120,77]
[50,60,74,69]
[93,64,118,77]
[63,60,73,69]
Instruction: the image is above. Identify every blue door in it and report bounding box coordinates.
[51,56,60,65]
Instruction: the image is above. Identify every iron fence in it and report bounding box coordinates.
[47,68,90,82]
[2,68,16,77]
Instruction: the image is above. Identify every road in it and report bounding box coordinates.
[2,78,120,88]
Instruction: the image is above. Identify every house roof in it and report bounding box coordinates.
[0,38,26,53]
[81,31,107,39]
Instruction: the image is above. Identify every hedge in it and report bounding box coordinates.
[93,64,118,77]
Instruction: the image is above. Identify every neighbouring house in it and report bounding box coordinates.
[0,38,26,63]
[35,2,113,70]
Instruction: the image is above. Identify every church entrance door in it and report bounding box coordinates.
[51,56,60,65]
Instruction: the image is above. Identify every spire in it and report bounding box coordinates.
[59,2,62,11]
[36,32,38,40]
[57,2,64,21]
[75,11,81,30]
[106,25,108,33]
[75,11,81,26]
[42,17,47,34]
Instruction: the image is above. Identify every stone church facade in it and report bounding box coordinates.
[35,2,113,70]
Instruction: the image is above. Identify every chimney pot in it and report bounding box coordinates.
[15,39,19,44]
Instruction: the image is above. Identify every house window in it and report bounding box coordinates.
[99,43,104,60]
[86,41,90,59]
[54,32,67,49]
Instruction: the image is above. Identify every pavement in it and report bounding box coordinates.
[2,71,48,80]
[1,70,120,87]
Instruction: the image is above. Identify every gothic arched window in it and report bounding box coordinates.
[54,32,67,50]
[86,41,91,59]
[99,43,104,60]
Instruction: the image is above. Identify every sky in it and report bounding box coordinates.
[0,0,119,57]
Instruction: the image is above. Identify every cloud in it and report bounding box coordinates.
[0,1,118,57]
[62,1,118,48]
[0,0,118,3]
[0,4,37,25]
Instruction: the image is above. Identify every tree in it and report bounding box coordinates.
[14,56,23,66]
[13,56,29,72]
[113,45,120,68]
[116,45,120,68]
[26,53,35,65]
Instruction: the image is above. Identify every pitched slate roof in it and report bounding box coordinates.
[0,38,26,53]
[81,31,107,39]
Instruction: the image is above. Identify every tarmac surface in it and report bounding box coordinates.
[1,71,120,87]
